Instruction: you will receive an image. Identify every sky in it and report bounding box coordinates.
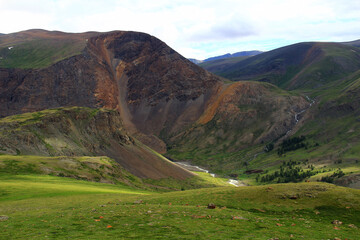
[1,0,360,59]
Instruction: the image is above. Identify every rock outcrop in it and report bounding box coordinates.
[0,30,223,152]
[0,30,310,174]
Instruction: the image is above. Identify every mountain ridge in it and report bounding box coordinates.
[188,50,262,64]
[201,41,360,91]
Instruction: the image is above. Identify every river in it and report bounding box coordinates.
[174,161,246,187]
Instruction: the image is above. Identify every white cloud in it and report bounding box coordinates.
[0,0,360,59]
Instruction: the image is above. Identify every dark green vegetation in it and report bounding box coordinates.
[258,160,316,183]
[0,175,359,239]
[277,136,307,156]
[320,169,346,184]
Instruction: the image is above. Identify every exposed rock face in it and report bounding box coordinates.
[0,30,309,168]
[0,55,102,117]
[86,32,222,148]
[0,30,222,152]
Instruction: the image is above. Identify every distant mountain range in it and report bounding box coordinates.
[342,39,360,48]
[200,41,360,90]
[189,50,263,64]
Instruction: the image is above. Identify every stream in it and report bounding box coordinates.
[174,162,246,187]
[253,95,315,161]
[286,95,315,135]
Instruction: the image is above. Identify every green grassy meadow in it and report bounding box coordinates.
[0,172,359,239]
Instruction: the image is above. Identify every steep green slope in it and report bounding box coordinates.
[231,72,360,187]
[205,41,360,90]
[165,72,360,188]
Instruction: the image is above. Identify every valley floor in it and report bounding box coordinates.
[1,174,359,239]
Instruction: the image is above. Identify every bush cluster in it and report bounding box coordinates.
[256,160,316,183]
[277,136,306,156]
[320,169,345,183]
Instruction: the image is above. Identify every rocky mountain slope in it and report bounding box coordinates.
[166,81,308,170]
[1,29,359,187]
[0,107,193,180]
[0,29,302,158]
[0,30,223,153]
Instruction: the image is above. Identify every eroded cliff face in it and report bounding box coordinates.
[86,32,223,152]
[0,30,308,158]
[0,54,109,116]
[0,31,223,153]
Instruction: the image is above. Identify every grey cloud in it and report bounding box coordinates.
[188,19,256,42]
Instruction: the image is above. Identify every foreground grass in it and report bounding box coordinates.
[0,175,149,202]
[0,175,359,239]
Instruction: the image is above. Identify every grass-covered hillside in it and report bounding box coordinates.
[199,56,250,74]
[0,174,359,239]
[165,81,307,174]
[201,41,360,91]
[0,155,145,186]
[0,29,98,68]
[0,107,199,183]
[169,42,360,190]
[166,72,360,188]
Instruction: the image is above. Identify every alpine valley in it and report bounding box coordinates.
[0,29,359,239]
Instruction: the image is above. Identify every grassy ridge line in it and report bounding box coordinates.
[0,37,87,69]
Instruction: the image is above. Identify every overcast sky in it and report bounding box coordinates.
[1,0,360,59]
